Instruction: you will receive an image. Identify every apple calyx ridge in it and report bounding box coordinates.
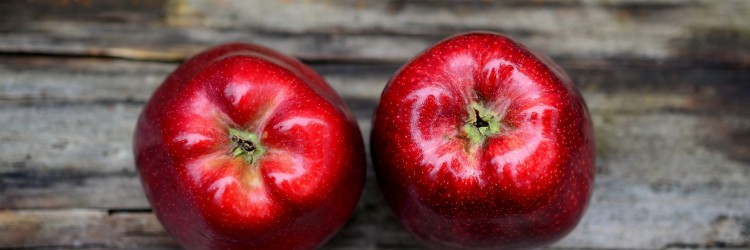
[228,127,265,165]
[463,101,501,145]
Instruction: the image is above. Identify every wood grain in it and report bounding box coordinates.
[2,55,749,248]
[0,0,749,67]
[0,209,179,249]
[1,0,750,249]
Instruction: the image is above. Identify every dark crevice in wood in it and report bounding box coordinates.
[0,98,147,107]
[246,24,540,40]
[107,208,153,215]
[0,0,167,25]
[0,50,186,64]
[0,243,110,250]
[373,242,424,249]
[3,49,749,71]
[662,242,750,249]
[0,168,138,190]
[388,0,583,10]
[669,26,750,71]
[0,97,379,116]
[545,248,651,250]
[0,49,404,65]
[601,1,696,12]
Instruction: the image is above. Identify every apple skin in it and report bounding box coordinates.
[371,32,595,249]
[134,43,365,250]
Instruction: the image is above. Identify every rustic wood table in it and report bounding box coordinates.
[1,1,749,249]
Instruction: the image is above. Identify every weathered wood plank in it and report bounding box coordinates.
[0,206,414,250]
[0,56,390,103]
[3,107,749,248]
[2,163,749,250]
[0,103,374,210]
[2,0,749,248]
[3,55,749,110]
[0,0,748,66]
[0,209,179,249]
[561,112,750,249]
[1,55,749,248]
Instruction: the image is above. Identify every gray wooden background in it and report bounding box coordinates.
[1,0,749,249]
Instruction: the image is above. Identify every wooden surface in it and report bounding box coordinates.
[1,0,749,249]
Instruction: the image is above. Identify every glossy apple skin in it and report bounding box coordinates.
[134,43,365,250]
[371,32,595,249]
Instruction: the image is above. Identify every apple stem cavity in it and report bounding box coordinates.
[228,128,265,165]
[463,102,501,145]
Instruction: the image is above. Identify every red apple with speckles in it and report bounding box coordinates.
[134,43,365,249]
[371,32,595,249]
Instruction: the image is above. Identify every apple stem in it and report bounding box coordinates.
[463,102,501,145]
[228,128,265,165]
[473,109,490,128]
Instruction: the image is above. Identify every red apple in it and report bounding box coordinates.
[134,43,365,249]
[371,32,595,249]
